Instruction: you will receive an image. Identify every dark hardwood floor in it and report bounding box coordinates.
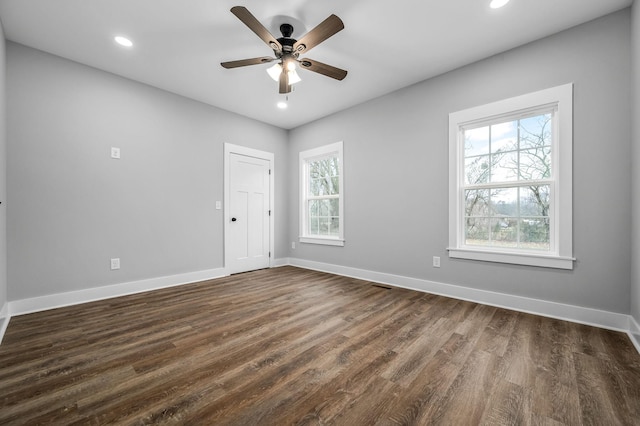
[1,266,639,425]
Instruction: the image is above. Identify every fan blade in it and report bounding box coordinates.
[293,15,344,55]
[230,6,282,54]
[299,58,348,80]
[279,70,291,94]
[221,57,274,69]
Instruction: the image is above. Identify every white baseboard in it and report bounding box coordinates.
[0,303,8,344]
[8,267,228,317]
[287,257,633,335]
[630,316,640,354]
[272,258,290,267]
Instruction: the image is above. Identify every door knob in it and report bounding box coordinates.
[231,217,237,222]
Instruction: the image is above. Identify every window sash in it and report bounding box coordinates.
[461,182,554,253]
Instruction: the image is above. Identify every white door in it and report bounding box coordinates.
[226,151,271,274]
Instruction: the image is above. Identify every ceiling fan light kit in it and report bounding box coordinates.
[221,6,348,94]
[266,63,301,85]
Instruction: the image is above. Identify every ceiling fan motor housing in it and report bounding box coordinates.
[280,23,294,38]
[277,24,298,55]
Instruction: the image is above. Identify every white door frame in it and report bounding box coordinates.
[224,143,275,273]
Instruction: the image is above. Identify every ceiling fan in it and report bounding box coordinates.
[221,6,348,94]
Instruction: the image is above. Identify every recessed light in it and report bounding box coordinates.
[277,102,288,109]
[490,0,510,8]
[114,36,133,47]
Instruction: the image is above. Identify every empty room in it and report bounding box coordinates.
[1,0,640,424]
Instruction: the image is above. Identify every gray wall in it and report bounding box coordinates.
[0,20,7,317]
[7,42,288,301]
[288,10,632,314]
[632,2,640,328]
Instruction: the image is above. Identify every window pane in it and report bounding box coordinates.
[520,147,551,180]
[491,121,517,152]
[319,199,330,216]
[465,155,491,185]
[330,176,339,195]
[329,157,339,177]
[520,218,550,250]
[491,187,518,217]
[492,150,518,183]
[490,217,518,247]
[519,114,552,149]
[520,186,550,217]
[330,199,339,216]
[309,161,320,179]
[465,189,490,217]
[309,200,319,216]
[310,217,319,235]
[464,126,490,157]
[465,217,489,245]
[318,217,329,235]
[329,217,340,236]
[309,177,325,196]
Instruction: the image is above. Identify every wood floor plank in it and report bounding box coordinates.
[376,334,470,425]
[1,266,639,425]
[478,379,526,426]
[427,348,502,424]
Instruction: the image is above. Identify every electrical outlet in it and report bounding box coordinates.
[292,242,296,249]
[110,258,120,270]
[111,147,121,159]
[433,256,441,268]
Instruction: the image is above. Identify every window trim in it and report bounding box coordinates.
[299,141,345,246]
[448,84,574,269]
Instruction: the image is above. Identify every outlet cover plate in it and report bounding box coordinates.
[110,258,120,270]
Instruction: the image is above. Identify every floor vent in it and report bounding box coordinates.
[371,284,393,290]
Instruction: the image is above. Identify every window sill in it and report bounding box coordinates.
[447,247,574,270]
[300,236,345,247]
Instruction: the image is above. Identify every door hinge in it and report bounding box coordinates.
[269,251,271,257]
[269,169,271,175]
[268,210,271,216]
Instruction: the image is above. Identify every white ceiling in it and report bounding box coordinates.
[0,0,632,129]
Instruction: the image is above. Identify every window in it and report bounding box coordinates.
[300,142,344,246]
[448,84,574,269]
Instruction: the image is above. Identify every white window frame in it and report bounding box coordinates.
[448,84,574,269]
[299,141,345,246]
